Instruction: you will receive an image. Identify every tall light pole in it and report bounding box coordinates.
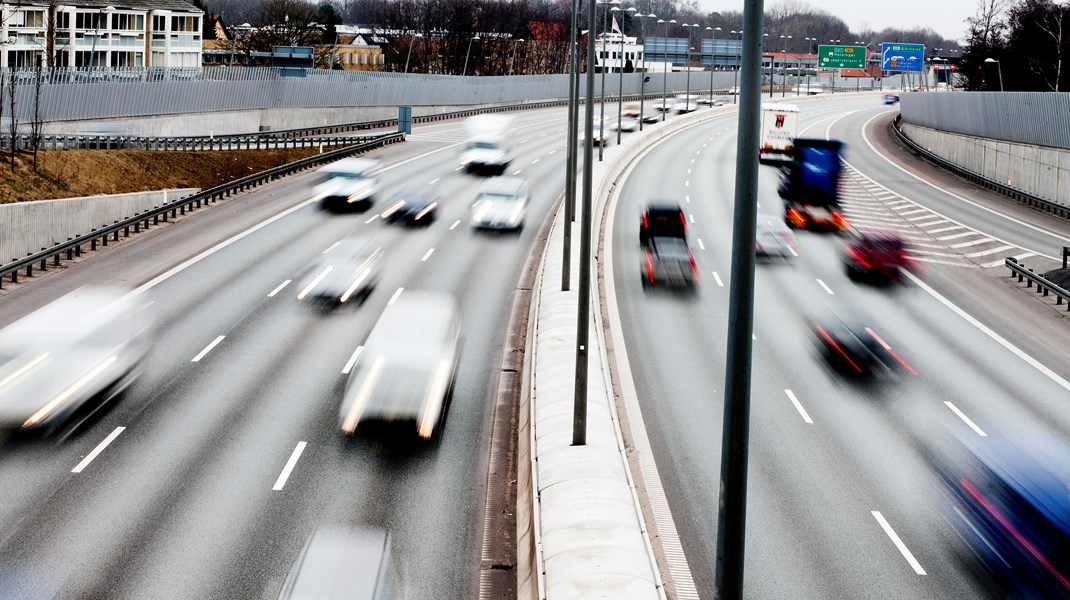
[658,18,675,122]
[731,30,741,104]
[616,7,635,143]
[404,32,423,73]
[706,26,720,106]
[764,33,771,97]
[509,38,524,75]
[829,39,840,93]
[598,0,621,161]
[462,35,480,76]
[780,34,791,97]
[638,12,656,130]
[985,57,1003,91]
[804,36,817,94]
[681,23,698,112]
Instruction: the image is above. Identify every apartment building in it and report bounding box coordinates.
[0,0,204,69]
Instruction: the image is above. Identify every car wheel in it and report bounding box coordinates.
[846,265,860,281]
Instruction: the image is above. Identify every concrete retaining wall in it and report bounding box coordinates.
[1,189,198,265]
[901,122,1070,207]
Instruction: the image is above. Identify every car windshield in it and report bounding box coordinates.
[479,192,519,202]
[468,141,500,150]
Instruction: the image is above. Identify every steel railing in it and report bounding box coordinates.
[893,114,1070,220]
[0,133,404,287]
[1005,250,1070,311]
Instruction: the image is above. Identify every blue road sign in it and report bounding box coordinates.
[881,42,925,72]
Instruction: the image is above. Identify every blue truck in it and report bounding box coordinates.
[778,138,849,232]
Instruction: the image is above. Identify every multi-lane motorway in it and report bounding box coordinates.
[609,98,1070,599]
[1,94,1068,599]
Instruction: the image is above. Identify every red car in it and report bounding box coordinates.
[843,231,916,283]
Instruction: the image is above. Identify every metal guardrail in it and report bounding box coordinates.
[1005,251,1070,311]
[0,133,405,287]
[892,114,1070,220]
[5,134,383,151]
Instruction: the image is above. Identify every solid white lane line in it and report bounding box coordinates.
[712,272,724,287]
[944,401,987,437]
[784,389,813,424]
[907,270,1070,393]
[817,279,835,295]
[72,426,125,473]
[267,280,291,297]
[322,241,341,254]
[421,248,435,262]
[450,220,461,230]
[388,287,404,305]
[342,346,364,374]
[429,178,440,185]
[697,239,705,250]
[272,441,308,491]
[364,215,378,224]
[871,511,927,575]
[191,335,226,362]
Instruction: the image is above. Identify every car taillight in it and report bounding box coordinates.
[815,326,863,374]
[680,213,688,230]
[642,212,648,229]
[689,253,700,282]
[831,212,848,230]
[646,255,655,283]
[849,247,872,269]
[787,209,806,228]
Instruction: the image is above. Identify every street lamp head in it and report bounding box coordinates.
[626,7,637,13]
[657,19,665,24]
[415,33,423,38]
[610,6,621,12]
[985,57,998,63]
[705,26,712,31]
[715,27,721,32]
[668,19,676,24]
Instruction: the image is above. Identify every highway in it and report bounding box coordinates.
[0,108,569,599]
[2,93,1069,599]
[609,96,1070,598]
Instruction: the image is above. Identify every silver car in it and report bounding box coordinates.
[471,176,529,231]
[0,287,153,436]
[296,236,382,306]
[277,527,399,600]
[755,219,799,261]
[313,157,379,212]
[340,291,460,441]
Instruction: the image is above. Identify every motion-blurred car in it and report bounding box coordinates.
[936,425,1070,599]
[755,219,798,261]
[471,176,529,231]
[314,157,378,212]
[583,123,611,147]
[640,201,687,244]
[642,236,699,289]
[883,94,900,105]
[277,526,400,600]
[379,186,439,227]
[340,291,460,441]
[612,116,640,132]
[0,287,153,436]
[653,98,675,112]
[641,110,661,124]
[811,310,916,379]
[674,94,699,113]
[843,230,916,283]
[296,236,382,306]
[459,114,513,175]
[697,94,726,106]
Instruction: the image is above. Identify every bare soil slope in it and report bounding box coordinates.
[0,148,323,204]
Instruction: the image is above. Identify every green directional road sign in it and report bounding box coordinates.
[817,45,867,69]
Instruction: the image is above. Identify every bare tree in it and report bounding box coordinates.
[32,57,43,172]
[8,66,16,173]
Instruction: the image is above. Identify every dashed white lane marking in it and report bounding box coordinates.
[712,272,724,287]
[364,215,378,224]
[685,195,690,203]
[272,442,308,491]
[687,168,692,174]
[817,279,835,295]
[421,248,435,262]
[871,511,927,575]
[944,401,987,436]
[784,389,813,424]
[454,166,464,171]
[72,426,125,473]
[548,150,556,155]
[388,287,404,305]
[685,180,690,187]
[513,169,523,175]
[697,239,705,250]
[267,280,291,297]
[322,241,341,254]
[342,345,364,374]
[690,158,696,164]
[191,335,226,362]
[450,220,461,231]
[429,178,440,185]
[689,214,695,224]
[532,158,540,164]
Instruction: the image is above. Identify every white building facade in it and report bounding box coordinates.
[594,33,646,72]
[0,0,203,68]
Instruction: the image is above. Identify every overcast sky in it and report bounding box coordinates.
[696,0,975,42]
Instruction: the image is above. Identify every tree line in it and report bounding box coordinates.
[962,0,1069,91]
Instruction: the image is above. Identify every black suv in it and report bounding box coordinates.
[640,201,687,244]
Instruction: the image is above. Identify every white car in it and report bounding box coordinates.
[471,176,529,231]
[612,116,640,132]
[313,158,379,212]
[296,236,382,306]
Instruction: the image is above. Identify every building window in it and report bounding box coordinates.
[76,12,107,30]
[19,10,46,29]
[152,15,166,31]
[170,16,197,33]
[113,14,143,31]
[56,12,70,29]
